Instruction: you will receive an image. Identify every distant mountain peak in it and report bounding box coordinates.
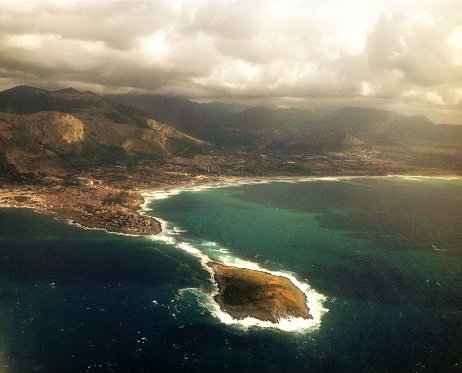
[83,90,99,96]
[408,114,434,125]
[52,87,82,94]
[2,85,48,95]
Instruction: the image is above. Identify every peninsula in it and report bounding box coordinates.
[209,262,311,323]
[0,184,161,236]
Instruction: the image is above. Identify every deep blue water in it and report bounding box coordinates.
[0,177,461,372]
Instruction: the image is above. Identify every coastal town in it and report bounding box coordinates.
[0,179,162,236]
[0,142,459,238]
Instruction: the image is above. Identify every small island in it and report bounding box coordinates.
[208,262,312,323]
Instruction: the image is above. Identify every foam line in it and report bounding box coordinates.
[141,181,331,332]
[140,174,461,330]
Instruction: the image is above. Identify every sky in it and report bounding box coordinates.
[0,0,461,123]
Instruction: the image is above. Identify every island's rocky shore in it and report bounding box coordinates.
[208,262,311,323]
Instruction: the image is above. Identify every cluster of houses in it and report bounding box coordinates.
[41,176,103,187]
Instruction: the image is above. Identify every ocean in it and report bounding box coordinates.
[0,176,461,372]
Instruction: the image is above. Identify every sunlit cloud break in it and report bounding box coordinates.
[0,0,461,123]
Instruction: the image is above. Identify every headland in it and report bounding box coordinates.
[0,184,161,236]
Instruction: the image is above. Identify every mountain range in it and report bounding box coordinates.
[0,85,460,180]
[108,94,462,151]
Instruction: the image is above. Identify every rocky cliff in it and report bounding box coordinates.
[0,86,210,176]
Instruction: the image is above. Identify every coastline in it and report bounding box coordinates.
[2,173,460,237]
[1,174,461,330]
[0,185,162,236]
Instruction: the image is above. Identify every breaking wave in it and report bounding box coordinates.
[140,179,331,332]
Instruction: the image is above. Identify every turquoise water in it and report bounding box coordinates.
[0,176,461,371]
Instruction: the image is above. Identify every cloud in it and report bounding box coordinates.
[366,10,460,87]
[0,0,461,123]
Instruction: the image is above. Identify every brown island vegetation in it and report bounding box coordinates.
[208,262,311,323]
